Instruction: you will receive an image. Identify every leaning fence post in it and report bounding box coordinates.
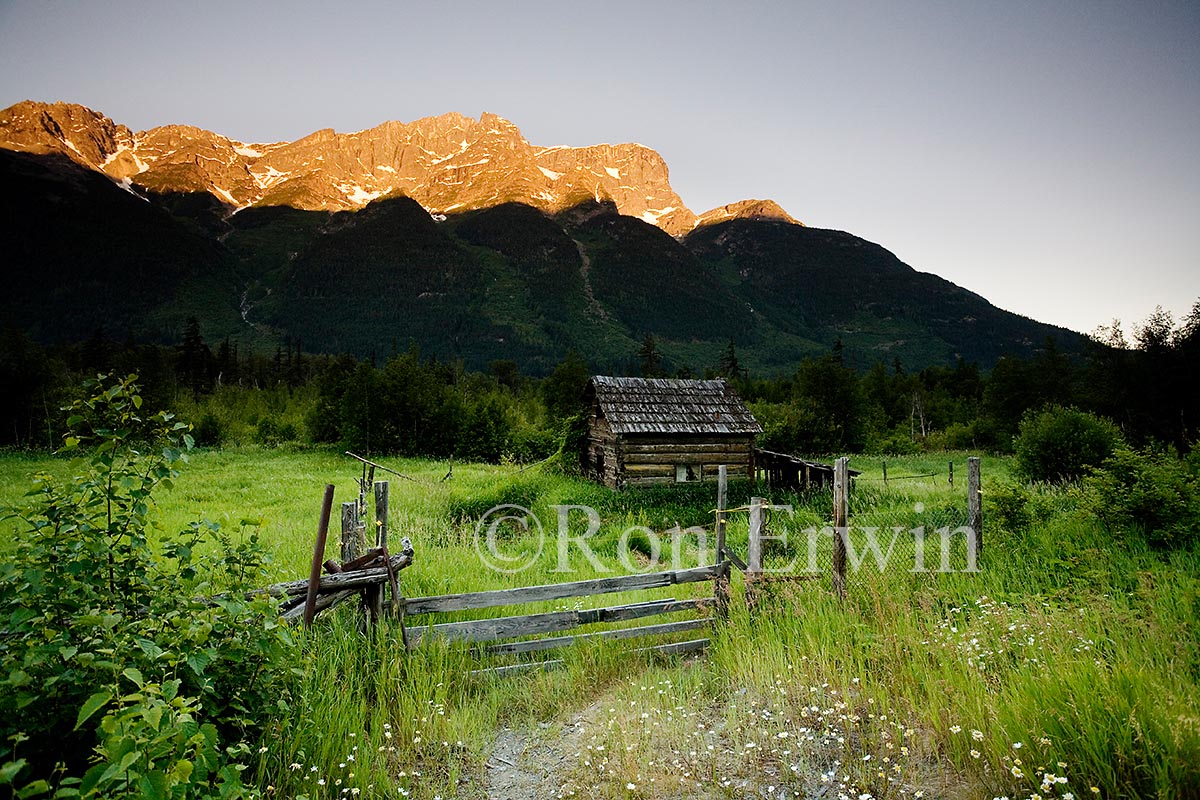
[714,465,730,619]
[303,485,336,628]
[832,457,849,599]
[968,457,982,562]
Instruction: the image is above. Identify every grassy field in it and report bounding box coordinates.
[2,447,1197,799]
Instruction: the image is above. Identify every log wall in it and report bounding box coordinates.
[615,434,755,488]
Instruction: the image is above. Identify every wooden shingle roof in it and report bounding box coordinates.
[589,376,762,435]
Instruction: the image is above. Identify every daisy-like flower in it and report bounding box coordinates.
[970,749,981,758]
[950,725,962,734]
[972,729,984,741]
[1011,766,1024,779]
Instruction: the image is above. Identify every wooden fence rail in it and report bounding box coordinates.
[403,563,723,673]
[403,563,721,616]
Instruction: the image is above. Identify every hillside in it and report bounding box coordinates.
[0,101,1087,373]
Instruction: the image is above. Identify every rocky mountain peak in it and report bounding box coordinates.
[694,199,801,229]
[0,100,800,235]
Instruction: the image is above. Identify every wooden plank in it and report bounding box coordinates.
[480,617,711,656]
[282,589,357,623]
[634,638,710,657]
[403,563,721,616]
[408,597,709,647]
[470,660,565,678]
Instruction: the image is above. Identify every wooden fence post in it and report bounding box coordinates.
[341,501,360,561]
[882,460,888,486]
[949,460,954,486]
[370,480,389,619]
[832,457,849,599]
[374,480,389,549]
[967,457,982,562]
[341,501,370,630]
[714,465,730,619]
[747,496,765,609]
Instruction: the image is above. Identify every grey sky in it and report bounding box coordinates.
[2,0,1197,336]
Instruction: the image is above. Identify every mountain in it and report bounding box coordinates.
[0,100,1086,373]
[0,101,770,235]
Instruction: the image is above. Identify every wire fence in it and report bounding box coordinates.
[734,458,982,601]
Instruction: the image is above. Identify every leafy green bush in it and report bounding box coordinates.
[194,411,225,446]
[1083,446,1200,549]
[1014,406,1124,483]
[505,425,558,464]
[0,375,296,798]
[988,481,1034,533]
[253,415,298,446]
[923,421,979,452]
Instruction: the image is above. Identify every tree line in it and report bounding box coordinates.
[3,303,1197,459]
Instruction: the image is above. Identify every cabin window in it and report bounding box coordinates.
[675,464,700,483]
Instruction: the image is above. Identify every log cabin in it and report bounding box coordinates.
[583,376,761,489]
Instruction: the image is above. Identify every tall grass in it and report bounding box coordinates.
[1,449,1196,798]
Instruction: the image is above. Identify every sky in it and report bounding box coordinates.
[1,0,1197,337]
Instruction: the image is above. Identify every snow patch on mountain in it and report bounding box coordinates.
[212,186,238,205]
[342,185,384,205]
[251,166,289,188]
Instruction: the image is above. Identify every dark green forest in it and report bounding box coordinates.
[3,303,1198,462]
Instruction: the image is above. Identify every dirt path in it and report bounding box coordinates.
[483,717,585,800]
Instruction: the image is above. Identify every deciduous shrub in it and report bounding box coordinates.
[1014,406,1124,483]
[0,375,296,798]
[1084,446,1200,549]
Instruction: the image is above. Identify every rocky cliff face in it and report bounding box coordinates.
[0,100,799,233]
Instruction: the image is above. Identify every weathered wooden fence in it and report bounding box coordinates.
[279,454,984,669]
[402,565,721,676]
[246,475,414,628]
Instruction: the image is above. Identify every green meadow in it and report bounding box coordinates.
[1,446,1197,799]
